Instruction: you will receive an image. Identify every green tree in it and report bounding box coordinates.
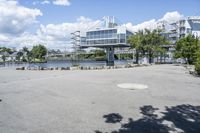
[143,29,169,63]
[22,47,31,62]
[0,47,13,54]
[128,30,144,64]
[175,34,198,64]
[128,29,168,64]
[2,55,6,62]
[31,44,47,60]
[90,49,106,60]
[94,49,106,57]
[195,49,200,75]
[16,51,23,61]
[195,40,200,75]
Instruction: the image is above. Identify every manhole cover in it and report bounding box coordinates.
[117,83,148,90]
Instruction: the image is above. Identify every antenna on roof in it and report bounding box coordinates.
[103,16,118,28]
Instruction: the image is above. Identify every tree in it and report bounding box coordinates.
[142,29,169,63]
[90,49,106,60]
[128,29,169,64]
[0,47,13,54]
[22,47,31,62]
[2,55,6,62]
[31,44,47,60]
[128,30,144,64]
[195,40,200,75]
[175,34,198,64]
[16,51,23,61]
[195,49,200,75]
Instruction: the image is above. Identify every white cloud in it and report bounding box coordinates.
[52,0,70,6]
[37,16,101,40]
[160,11,184,23]
[41,0,50,5]
[33,0,70,6]
[0,34,9,42]
[35,16,101,49]
[125,19,158,32]
[0,0,42,35]
[0,16,102,50]
[125,11,184,32]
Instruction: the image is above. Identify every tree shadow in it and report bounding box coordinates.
[103,113,123,124]
[95,104,200,133]
[163,104,200,133]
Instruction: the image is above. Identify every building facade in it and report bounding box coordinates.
[168,16,200,43]
[79,17,133,65]
[81,27,133,48]
[158,16,200,63]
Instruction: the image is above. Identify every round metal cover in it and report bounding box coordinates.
[117,83,148,90]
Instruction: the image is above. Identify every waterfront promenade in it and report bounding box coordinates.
[0,65,200,133]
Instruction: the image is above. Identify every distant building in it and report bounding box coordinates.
[0,51,10,62]
[82,27,133,47]
[156,16,200,63]
[168,16,200,43]
[79,16,133,65]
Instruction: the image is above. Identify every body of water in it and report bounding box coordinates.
[0,60,133,68]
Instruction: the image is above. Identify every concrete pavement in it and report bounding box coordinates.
[0,65,200,133]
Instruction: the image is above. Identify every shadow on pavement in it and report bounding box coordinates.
[163,104,200,133]
[95,104,200,133]
[103,113,123,124]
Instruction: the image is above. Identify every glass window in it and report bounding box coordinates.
[120,39,125,43]
[108,39,111,44]
[105,39,108,44]
[105,30,108,34]
[120,34,126,39]
[97,31,100,38]
[101,30,105,38]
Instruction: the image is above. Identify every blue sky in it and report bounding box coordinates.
[21,0,200,25]
[0,0,200,49]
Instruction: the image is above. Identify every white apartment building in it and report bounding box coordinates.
[169,16,200,43]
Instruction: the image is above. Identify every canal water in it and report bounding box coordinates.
[0,60,133,68]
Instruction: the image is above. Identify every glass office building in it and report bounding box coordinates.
[78,17,133,66]
[81,27,133,48]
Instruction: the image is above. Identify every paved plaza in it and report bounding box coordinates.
[0,65,200,133]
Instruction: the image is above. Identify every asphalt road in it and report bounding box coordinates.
[0,65,200,133]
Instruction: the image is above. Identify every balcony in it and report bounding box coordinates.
[169,33,178,38]
[179,30,186,35]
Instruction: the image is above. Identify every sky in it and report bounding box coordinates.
[0,0,200,50]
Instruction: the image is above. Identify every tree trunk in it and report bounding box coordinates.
[148,51,153,64]
[149,57,151,64]
[164,53,166,63]
[160,53,163,63]
[135,50,139,64]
